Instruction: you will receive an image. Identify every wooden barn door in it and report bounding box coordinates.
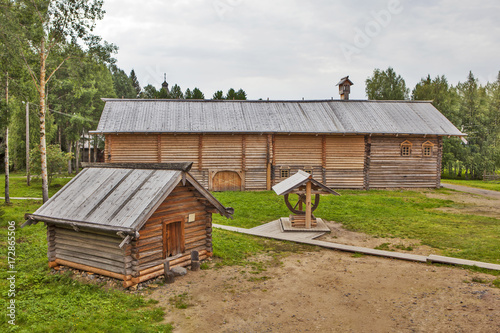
[163,221,185,258]
[212,171,242,191]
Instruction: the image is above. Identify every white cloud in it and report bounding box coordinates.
[94,0,500,100]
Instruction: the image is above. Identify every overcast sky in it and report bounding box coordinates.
[94,0,500,100]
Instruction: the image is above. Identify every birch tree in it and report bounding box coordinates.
[0,0,116,202]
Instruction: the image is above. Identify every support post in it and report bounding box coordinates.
[164,261,175,284]
[191,250,200,271]
[305,180,312,229]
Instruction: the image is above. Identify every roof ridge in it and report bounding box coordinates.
[101,98,433,104]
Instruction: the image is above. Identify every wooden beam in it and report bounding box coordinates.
[55,258,132,281]
[305,181,312,229]
[157,134,162,163]
[25,215,138,237]
[242,134,246,171]
[322,135,326,184]
[81,162,192,172]
[363,135,372,190]
[198,135,203,171]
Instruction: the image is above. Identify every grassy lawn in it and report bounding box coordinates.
[1,173,499,331]
[441,178,500,192]
[1,171,73,198]
[213,189,500,265]
[0,175,175,332]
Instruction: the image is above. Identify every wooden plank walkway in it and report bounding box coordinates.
[213,221,500,270]
[441,183,500,200]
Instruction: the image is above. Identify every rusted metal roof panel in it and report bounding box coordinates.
[92,99,465,136]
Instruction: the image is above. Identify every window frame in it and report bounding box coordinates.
[280,168,290,178]
[400,140,412,157]
[422,141,434,157]
[302,168,313,176]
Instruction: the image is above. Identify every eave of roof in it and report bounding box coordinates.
[92,99,465,137]
[23,165,233,236]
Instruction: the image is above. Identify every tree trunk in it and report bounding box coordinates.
[87,131,91,162]
[39,40,49,203]
[75,137,80,173]
[93,135,97,162]
[4,72,10,204]
[67,141,73,174]
[26,101,30,186]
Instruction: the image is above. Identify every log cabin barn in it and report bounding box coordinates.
[91,79,465,191]
[23,162,233,287]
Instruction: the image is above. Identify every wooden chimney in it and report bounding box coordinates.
[336,76,354,100]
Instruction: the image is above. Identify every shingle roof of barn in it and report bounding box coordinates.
[92,99,464,136]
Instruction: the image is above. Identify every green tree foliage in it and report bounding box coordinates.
[191,87,204,99]
[212,90,224,100]
[456,72,494,177]
[412,74,461,176]
[184,88,192,99]
[486,72,500,166]
[30,144,72,185]
[226,88,236,100]
[0,0,116,202]
[169,84,184,99]
[48,53,115,172]
[157,87,169,99]
[235,89,247,100]
[413,72,500,178]
[129,69,141,97]
[111,65,136,99]
[366,67,409,100]
[212,88,247,100]
[142,84,159,99]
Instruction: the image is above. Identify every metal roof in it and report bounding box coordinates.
[92,99,465,136]
[27,165,232,234]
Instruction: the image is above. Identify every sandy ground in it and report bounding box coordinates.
[151,250,499,333]
[148,188,500,332]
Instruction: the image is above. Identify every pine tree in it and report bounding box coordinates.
[129,69,141,97]
[170,84,184,99]
[212,90,224,100]
[192,88,204,99]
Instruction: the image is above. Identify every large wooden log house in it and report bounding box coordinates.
[91,97,464,191]
[23,163,233,287]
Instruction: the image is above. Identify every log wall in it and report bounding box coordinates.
[104,133,443,190]
[369,136,441,188]
[130,181,213,283]
[50,225,133,276]
[324,136,364,189]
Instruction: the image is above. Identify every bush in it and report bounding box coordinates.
[30,145,73,185]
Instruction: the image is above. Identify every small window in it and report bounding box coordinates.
[303,168,312,175]
[400,140,412,157]
[280,169,290,178]
[422,141,434,157]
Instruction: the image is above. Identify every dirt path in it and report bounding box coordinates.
[149,188,500,332]
[151,250,499,332]
[441,183,500,200]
